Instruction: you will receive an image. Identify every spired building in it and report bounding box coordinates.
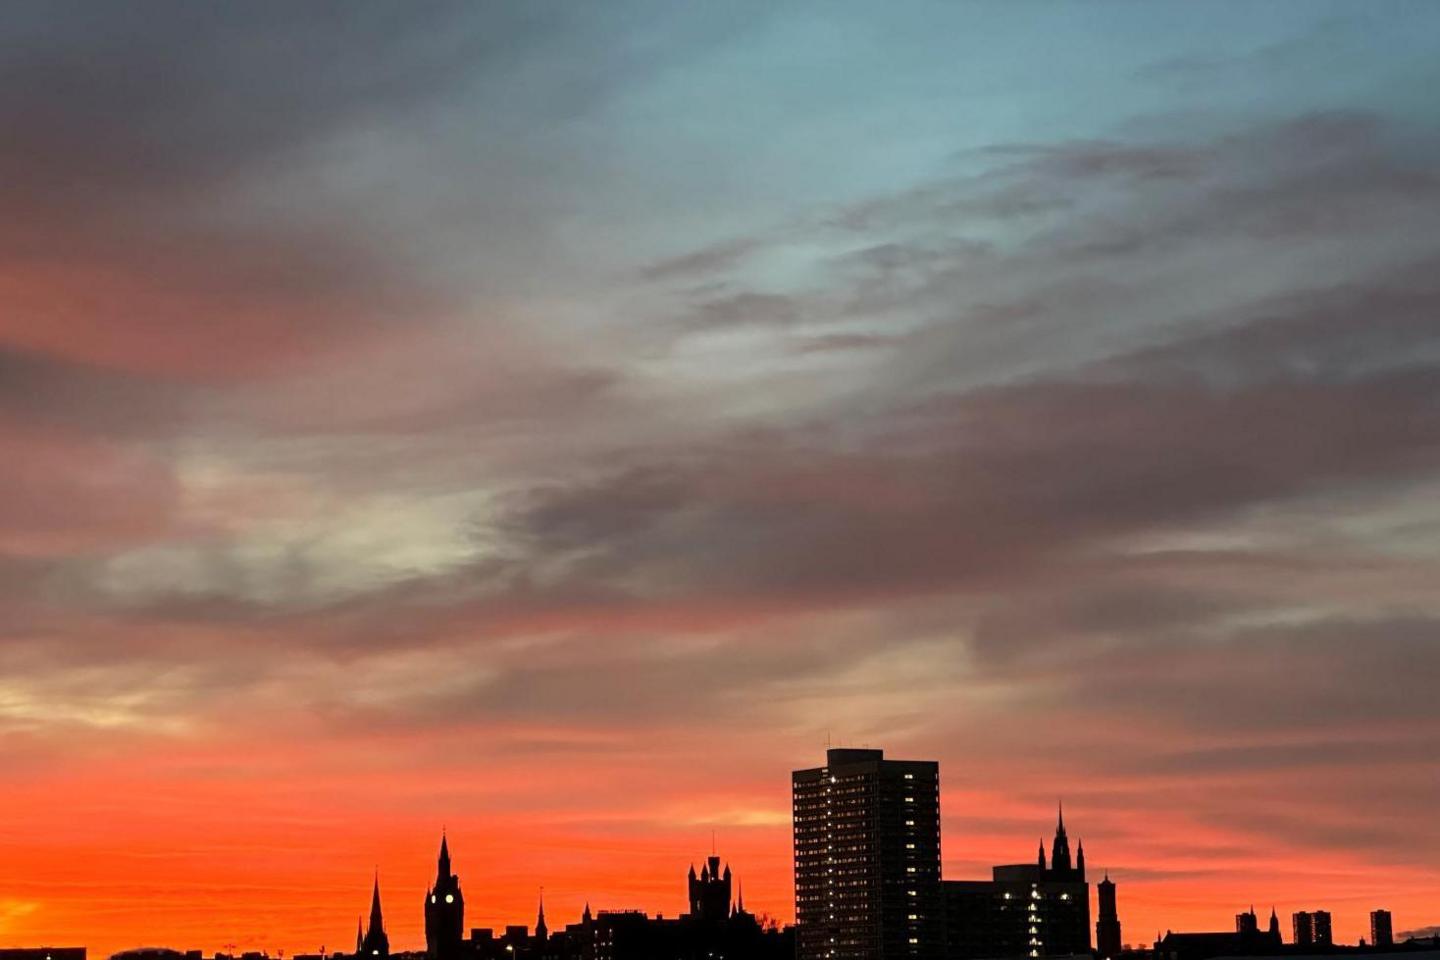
[357,875,390,958]
[793,747,945,960]
[942,807,1093,959]
[426,834,467,960]
[688,854,733,922]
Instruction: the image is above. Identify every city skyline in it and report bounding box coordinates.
[2,759,1432,956]
[3,1,1440,956]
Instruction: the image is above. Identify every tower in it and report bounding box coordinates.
[1371,910,1394,948]
[689,854,733,922]
[1050,804,1073,876]
[358,874,389,957]
[424,833,465,960]
[1096,874,1122,960]
[793,747,943,960]
[1293,911,1314,947]
[1269,908,1282,942]
[536,891,548,942]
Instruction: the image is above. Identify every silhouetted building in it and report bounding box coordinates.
[688,854,732,922]
[1155,913,1284,960]
[1292,911,1334,949]
[357,874,390,957]
[1295,913,1315,948]
[450,849,790,960]
[1371,911,1394,948]
[793,747,943,960]
[1097,875,1123,960]
[426,833,466,960]
[942,809,1091,959]
[0,951,85,960]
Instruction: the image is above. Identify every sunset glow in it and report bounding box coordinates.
[2,2,1440,957]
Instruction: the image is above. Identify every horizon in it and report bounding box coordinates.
[2,1,1439,957]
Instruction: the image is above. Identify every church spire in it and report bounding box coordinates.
[536,889,548,941]
[369,873,384,933]
[437,831,451,882]
[1050,802,1073,874]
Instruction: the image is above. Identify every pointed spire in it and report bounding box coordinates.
[738,879,745,914]
[437,830,452,882]
[1057,800,1067,835]
[356,917,363,953]
[369,873,384,933]
[536,888,548,940]
[583,900,593,923]
[1038,840,1047,869]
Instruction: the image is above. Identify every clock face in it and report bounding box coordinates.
[446,893,455,904]
[430,895,437,903]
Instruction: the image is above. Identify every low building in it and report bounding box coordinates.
[943,808,1092,959]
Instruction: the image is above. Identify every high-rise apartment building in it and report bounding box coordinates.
[1371,910,1394,948]
[793,748,943,960]
[1293,911,1314,947]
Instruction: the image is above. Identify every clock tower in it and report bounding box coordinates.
[424,833,465,960]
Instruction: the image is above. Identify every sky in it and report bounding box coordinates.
[2,0,1440,954]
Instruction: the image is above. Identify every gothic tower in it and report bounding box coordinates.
[424,833,465,960]
[358,874,389,957]
[688,854,733,922]
[536,891,548,942]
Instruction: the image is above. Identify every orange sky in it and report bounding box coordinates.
[2,729,1438,957]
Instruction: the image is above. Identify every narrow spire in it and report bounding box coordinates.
[1057,800,1066,835]
[369,873,384,932]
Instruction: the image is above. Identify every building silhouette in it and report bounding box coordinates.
[688,854,732,922]
[357,874,389,957]
[943,808,1092,959]
[1371,910,1394,948]
[1097,874,1122,960]
[1156,908,1284,960]
[793,747,944,959]
[425,833,466,960]
[1294,911,1334,949]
